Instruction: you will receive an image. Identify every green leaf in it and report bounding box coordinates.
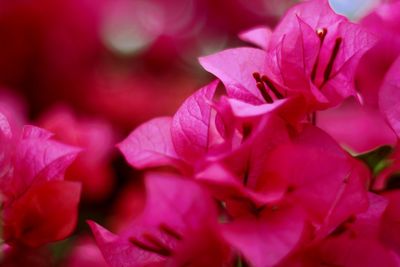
[356,145,393,175]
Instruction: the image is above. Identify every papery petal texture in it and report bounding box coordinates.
[117,117,180,170]
[199,48,267,104]
[380,55,400,137]
[171,80,218,164]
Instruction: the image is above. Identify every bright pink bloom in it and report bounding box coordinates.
[0,110,81,247]
[206,116,368,224]
[318,98,397,154]
[89,173,231,267]
[197,113,370,266]
[238,26,271,50]
[200,0,376,115]
[319,1,400,153]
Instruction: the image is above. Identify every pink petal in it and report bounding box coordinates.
[4,180,81,247]
[315,159,370,239]
[269,0,342,50]
[89,221,164,267]
[239,26,272,50]
[227,98,286,118]
[171,81,217,164]
[141,173,218,228]
[381,191,400,255]
[216,114,290,198]
[21,125,53,140]
[357,1,400,107]
[12,138,80,197]
[117,117,182,170]
[196,163,283,206]
[66,236,108,267]
[264,125,353,224]
[90,174,225,267]
[318,98,397,153]
[314,236,398,267]
[0,113,14,191]
[0,112,13,139]
[350,193,388,239]
[222,207,305,267]
[199,48,267,104]
[320,22,377,105]
[379,55,400,137]
[274,16,319,92]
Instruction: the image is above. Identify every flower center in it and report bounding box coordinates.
[252,72,284,103]
[312,28,343,89]
[322,37,342,87]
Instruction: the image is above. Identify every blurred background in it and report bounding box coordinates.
[0,0,386,265]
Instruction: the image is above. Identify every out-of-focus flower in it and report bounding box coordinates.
[81,73,196,132]
[107,177,147,232]
[356,0,400,107]
[0,107,81,248]
[38,106,116,202]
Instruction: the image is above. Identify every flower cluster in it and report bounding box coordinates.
[1,0,400,266]
[0,99,82,264]
[88,0,400,266]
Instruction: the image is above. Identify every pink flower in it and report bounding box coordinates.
[279,194,400,267]
[0,110,82,248]
[318,1,400,153]
[356,1,400,108]
[200,0,376,116]
[197,113,370,266]
[89,173,231,267]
